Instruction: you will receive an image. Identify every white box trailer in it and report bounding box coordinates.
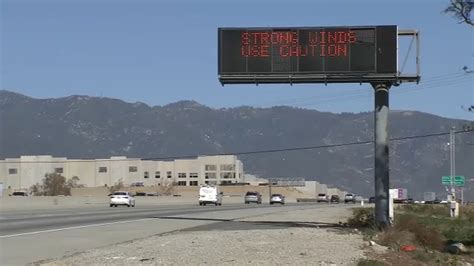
[199,185,222,206]
[423,192,436,203]
[389,188,408,203]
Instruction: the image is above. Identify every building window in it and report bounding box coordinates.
[167,171,172,178]
[205,172,217,179]
[205,165,216,171]
[220,164,235,171]
[8,168,18,175]
[54,168,64,174]
[98,167,107,173]
[177,181,187,186]
[189,181,198,186]
[155,171,160,178]
[129,166,138,172]
[144,171,149,179]
[190,173,198,178]
[205,181,217,185]
[220,172,236,179]
[178,173,186,178]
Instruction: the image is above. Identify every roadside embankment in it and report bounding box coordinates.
[41,205,365,265]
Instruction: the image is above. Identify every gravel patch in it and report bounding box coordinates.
[41,206,365,265]
[239,204,354,224]
[43,227,364,266]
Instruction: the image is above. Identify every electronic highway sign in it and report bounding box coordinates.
[218,25,403,84]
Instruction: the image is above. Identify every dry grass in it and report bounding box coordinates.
[375,213,445,253]
[347,208,376,228]
[349,205,474,265]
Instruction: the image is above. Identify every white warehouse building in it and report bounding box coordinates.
[0,155,244,190]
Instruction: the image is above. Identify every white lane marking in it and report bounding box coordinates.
[0,218,155,239]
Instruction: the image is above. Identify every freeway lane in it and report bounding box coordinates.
[0,203,330,265]
[0,204,253,236]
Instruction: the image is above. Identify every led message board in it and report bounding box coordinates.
[218,26,398,84]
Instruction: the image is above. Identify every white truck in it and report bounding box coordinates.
[423,192,436,203]
[389,188,408,203]
[198,185,222,206]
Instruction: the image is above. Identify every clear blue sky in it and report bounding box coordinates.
[1,0,473,120]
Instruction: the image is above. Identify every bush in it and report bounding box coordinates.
[348,208,376,228]
[378,229,416,250]
[394,214,445,251]
[30,174,83,196]
[159,182,176,196]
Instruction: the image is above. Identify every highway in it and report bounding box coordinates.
[0,202,338,265]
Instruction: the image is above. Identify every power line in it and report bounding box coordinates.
[289,76,471,108]
[255,75,471,109]
[255,72,469,107]
[3,129,472,164]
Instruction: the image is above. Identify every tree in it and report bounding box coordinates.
[66,176,84,189]
[444,0,474,26]
[462,67,474,113]
[29,174,84,196]
[42,173,69,196]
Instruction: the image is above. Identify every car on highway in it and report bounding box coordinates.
[10,191,28,196]
[109,191,135,207]
[344,193,356,203]
[317,193,329,203]
[330,195,340,203]
[245,191,262,204]
[368,196,375,203]
[199,184,222,206]
[270,194,285,205]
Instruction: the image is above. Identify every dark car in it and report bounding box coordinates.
[368,196,375,203]
[245,191,262,204]
[330,195,340,203]
[10,191,28,196]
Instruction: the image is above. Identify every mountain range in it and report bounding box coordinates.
[0,90,472,200]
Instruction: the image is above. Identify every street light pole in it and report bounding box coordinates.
[449,127,456,201]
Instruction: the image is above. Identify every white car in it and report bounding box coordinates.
[199,185,222,206]
[317,193,329,203]
[270,194,285,205]
[110,191,135,207]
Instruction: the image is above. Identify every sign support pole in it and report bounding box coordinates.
[449,127,456,201]
[373,82,391,229]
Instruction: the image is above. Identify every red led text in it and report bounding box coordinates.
[240,31,357,58]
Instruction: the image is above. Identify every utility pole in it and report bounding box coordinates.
[373,82,391,229]
[269,181,272,203]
